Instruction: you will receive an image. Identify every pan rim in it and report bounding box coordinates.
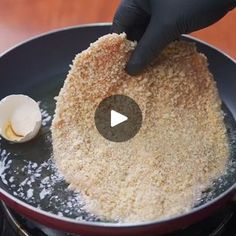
[0,22,236,228]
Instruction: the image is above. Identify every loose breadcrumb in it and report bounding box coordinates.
[51,33,229,222]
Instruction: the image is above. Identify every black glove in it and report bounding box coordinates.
[112,0,236,75]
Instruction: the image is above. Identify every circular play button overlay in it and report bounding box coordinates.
[95,95,142,142]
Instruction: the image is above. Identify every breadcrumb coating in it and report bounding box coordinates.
[51,33,229,222]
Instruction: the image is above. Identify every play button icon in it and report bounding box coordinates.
[95,95,142,142]
[111,110,128,127]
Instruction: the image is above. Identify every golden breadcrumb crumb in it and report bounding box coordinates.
[51,33,229,222]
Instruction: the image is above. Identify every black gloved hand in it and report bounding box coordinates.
[112,0,236,75]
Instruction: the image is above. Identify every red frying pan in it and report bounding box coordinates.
[0,24,236,236]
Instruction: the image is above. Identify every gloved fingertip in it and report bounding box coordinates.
[111,24,121,34]
[125,58,144,76]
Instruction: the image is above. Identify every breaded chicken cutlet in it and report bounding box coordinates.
[51,33,229,222]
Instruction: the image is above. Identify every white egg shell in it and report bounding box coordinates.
[0,95,42,143]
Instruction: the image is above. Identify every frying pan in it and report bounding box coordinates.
[0,23,236,236]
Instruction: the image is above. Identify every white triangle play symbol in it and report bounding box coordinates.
[110,110,128,127]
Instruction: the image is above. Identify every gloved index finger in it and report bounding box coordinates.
[126,17,179,75]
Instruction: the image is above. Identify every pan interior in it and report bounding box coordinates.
[0,70,236,223]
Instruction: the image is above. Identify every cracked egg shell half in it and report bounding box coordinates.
[0,95,42,143]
